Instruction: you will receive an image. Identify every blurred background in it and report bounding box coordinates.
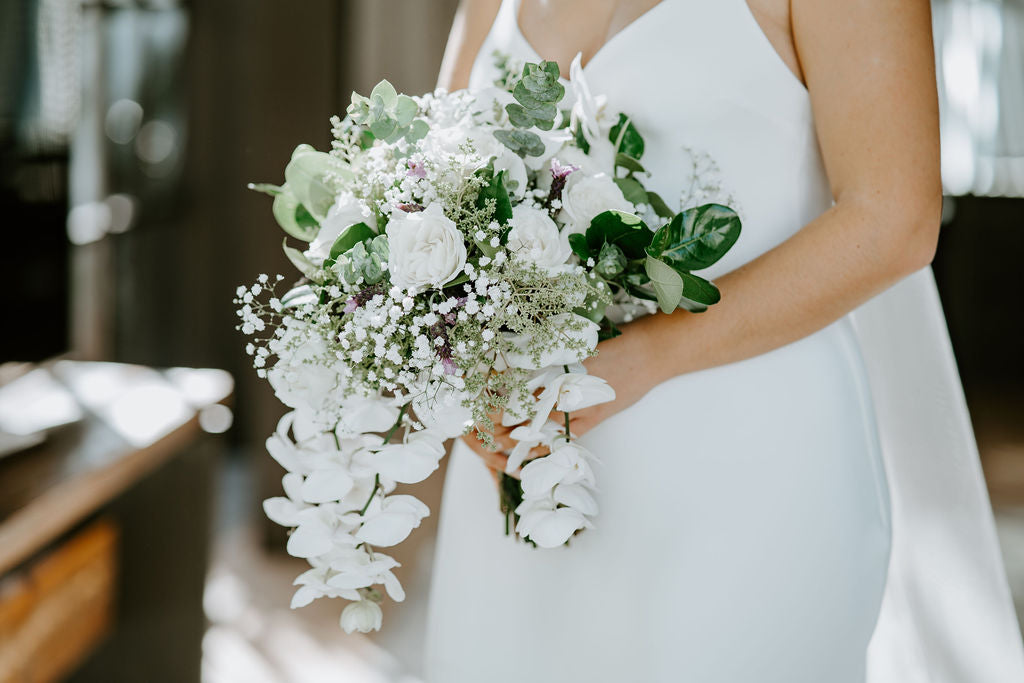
[0,1,1021,682]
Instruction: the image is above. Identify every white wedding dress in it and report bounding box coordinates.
[425,1,1024,681]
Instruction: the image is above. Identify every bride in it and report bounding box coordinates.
[424,1,1024,681]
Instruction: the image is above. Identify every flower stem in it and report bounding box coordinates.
[359,404,408,516]
[562,364,572,442]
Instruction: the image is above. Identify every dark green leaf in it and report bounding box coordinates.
[609,113,644,159]
[585,210,653,259]
[647,203,741,271]
[646,191,674,219]
[567,232,591,260]
[678,271,721,305]
[476,169,513,225]
[573,125,590,154]
[614,154,645,174]
[614,176,649,206]
[598,318,622,341]
[328,222,375,261]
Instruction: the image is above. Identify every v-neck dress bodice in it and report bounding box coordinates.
[425,2,1024,682]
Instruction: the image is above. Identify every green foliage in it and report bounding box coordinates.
[644,255,684,314]
[270,185,319,242]
[595,242,627,278]
[347,80,427,147]
[495,60,564,157]
[475,168,513,226]
[609,113,644,159]
[284,145,337,222]
[645,191,675,219]
[327,222,375,264]
[614,176,649,206]
[493,129,545,157]
[583,211,652,259]
[647,203,741,271]
[335,235,389,285]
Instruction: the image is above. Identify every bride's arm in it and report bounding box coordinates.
[567,0,941,435]
[437,0,502,91]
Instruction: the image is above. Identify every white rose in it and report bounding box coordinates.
[559,172,633,234]
[307,193,372,261]
[493,147,529,200]
[506,204,571,272]
[386,203,467,291]
[340,599,383,634]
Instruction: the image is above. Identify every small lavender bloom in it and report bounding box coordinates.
[442,357,458,375]
[406,160,426,179]
[546,158,580,213]
[550,158,579,180]
[343,297,359,313]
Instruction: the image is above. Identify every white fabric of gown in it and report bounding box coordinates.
[425,1,1024,681]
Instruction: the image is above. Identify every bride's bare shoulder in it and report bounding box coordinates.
[437,0,503,91]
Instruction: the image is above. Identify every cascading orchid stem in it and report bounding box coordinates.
[359,404,408,516]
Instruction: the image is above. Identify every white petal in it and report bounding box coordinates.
[523,507,588,548]
[263,496,304,527]
[553,482,599,516]
[383,570,406,602]
[286,520,333,558]
[290,585,320,609]
[520,457,571,496]
[301,468,355,504]
[355,512,421,547]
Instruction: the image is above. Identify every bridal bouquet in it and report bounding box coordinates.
[236,55,740,632]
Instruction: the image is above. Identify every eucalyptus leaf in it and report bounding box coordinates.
[370,80,398,109]
[647,203,741,271]
[585,210,652,259]
[405,119,429,143]
[282,239,319,279]
[369,117,398,141]
[614,176,649,206]
[394,95,418,127]
[645,255,683,314]
[494,129,545,157]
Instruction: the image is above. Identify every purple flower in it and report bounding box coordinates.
[550,159,578,180]
[343,297,359,313]
[545,159,579,213]
[406,160,426,179]
[442,357,458,375]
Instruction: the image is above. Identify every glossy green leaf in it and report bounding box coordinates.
[645,255,683,314]
[328,222,375,261]
[476,169,513,225]
[609,113,644,159]
[678,271,721,305]
[585,211,652,259]
[567,232,591,260]
[647,203,741,271]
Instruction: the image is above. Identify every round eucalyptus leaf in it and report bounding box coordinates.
[284,150,336,222]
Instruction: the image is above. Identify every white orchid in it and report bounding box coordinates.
[290,565,360,609]
[529,370,617,432]
[504,314,600,370]
[353,494,430,547]
[340,599,383,634]
[368,431,446,484]
[514,499,592,549]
